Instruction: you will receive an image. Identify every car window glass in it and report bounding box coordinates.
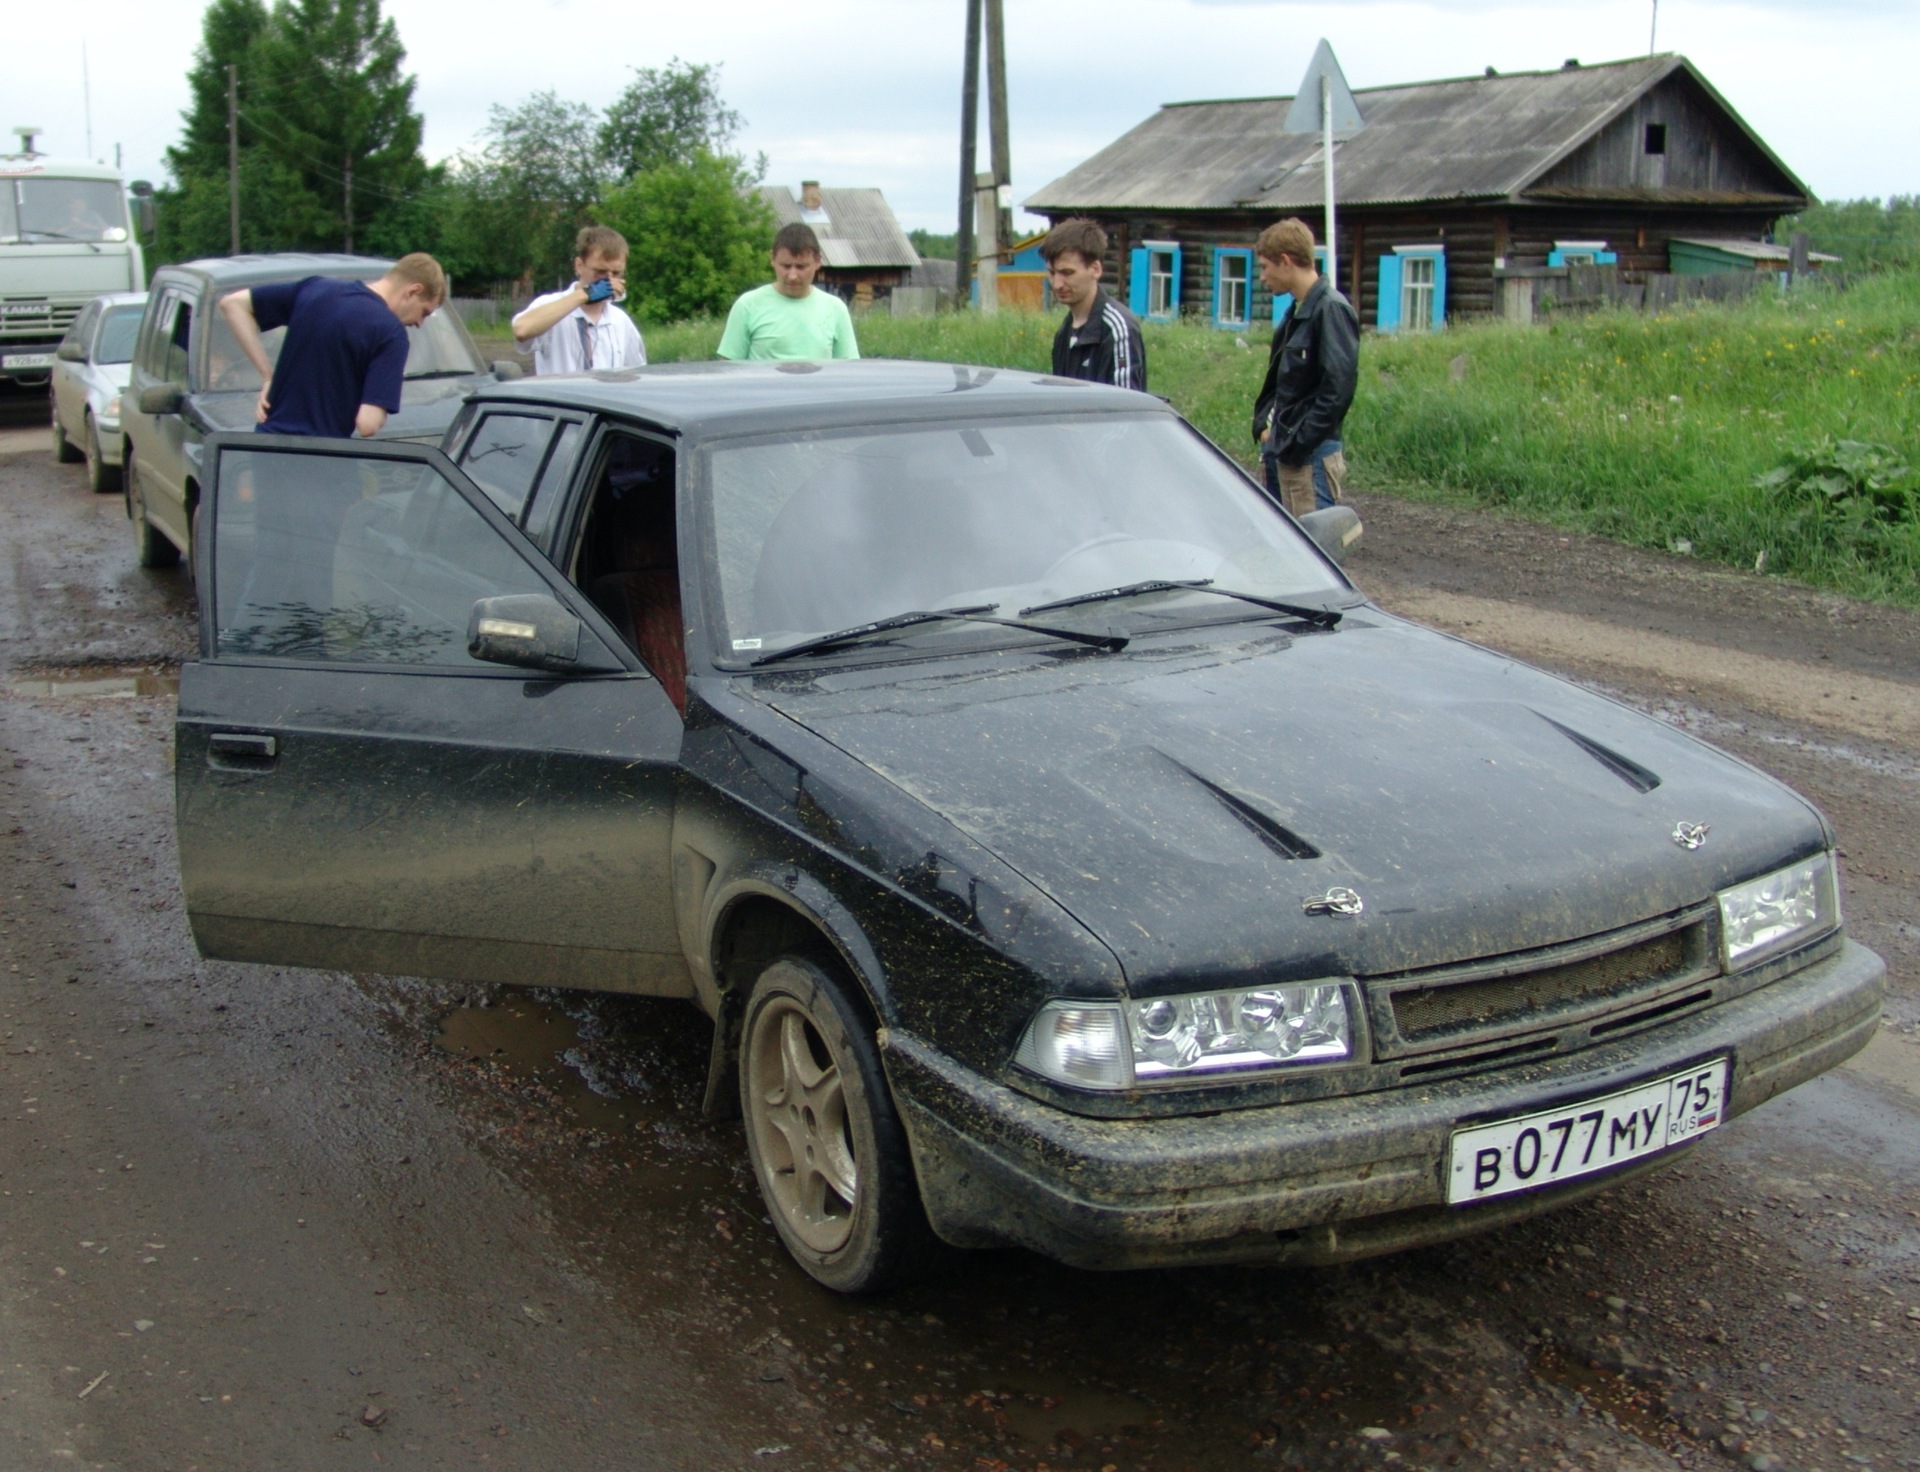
[164,300,193,387]
[706,414,1342,653]
[522,420,583,549]
[94,307,143,365]
[457,412,558,523]
[60,306,93,351]
[206,289,482,394]
[14,178,126,242]
[212,448,554,668]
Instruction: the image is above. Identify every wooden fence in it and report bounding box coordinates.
[1494,263,1843,324]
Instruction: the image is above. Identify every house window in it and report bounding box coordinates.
[1547,240,1617,268]
[1269,246,1330,323]
[1375,246,1446,334]
[1148,247,1178,318]
[1644,123,1667,155]
[1401,254,1436,331]
[1213,248,1252,328]
[1128,242,1182,321]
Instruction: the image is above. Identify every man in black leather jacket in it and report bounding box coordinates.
[1250,219,1358,517]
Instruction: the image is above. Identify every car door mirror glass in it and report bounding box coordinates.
[1297,505,1363,564]
[138,384,184,415]
[56,341,87,363]
[468,593,609,673]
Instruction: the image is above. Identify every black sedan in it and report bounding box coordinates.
[173,361,1884,1292]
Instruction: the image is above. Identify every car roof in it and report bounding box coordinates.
[152,253,395,288]
[93,292,149,310]
[464,359,1171,439]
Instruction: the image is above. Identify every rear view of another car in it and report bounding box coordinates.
[120,254,501,572]
[50,291,146,493]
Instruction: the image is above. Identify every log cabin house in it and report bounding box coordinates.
[1022,53,1810,332]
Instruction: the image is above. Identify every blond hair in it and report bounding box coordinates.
[1256,219,1317,270]
[384,252,448,303]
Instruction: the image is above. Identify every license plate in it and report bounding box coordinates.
[2,352,55,369]
[1447,1057,1728,1205]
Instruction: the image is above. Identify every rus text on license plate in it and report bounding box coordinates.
[2,353,56,370]
[1447,1058,1728,1205]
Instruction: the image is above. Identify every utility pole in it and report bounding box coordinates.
[227,64,240,254]
[343,152,354,253]
[1650,0,1659,54]
[985,0,1012,255]
[955,0,983,310]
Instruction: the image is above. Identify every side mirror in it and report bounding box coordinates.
[468,593,616,673]
[491,359,524,381]
[56,341,87,363]
[138,384,184,416]
[1298,505,1363,564]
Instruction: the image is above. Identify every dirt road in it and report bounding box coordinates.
[2,391,1916,1472]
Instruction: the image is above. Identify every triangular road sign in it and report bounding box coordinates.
[1283,40,1364,134]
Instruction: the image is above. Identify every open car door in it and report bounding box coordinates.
[175,432,693,998]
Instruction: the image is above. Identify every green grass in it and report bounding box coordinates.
[488,272,1920,607]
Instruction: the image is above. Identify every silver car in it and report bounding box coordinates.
[51,290,147,493]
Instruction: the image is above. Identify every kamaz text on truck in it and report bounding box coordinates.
[1,152,148,387]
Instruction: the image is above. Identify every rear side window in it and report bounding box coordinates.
[457,412,560,523]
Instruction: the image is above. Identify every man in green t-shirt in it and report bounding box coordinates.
[717,223,860,362]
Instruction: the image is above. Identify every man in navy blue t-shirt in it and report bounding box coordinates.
[218,253,445,438]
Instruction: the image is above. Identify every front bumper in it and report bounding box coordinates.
[882,938,1883,1269]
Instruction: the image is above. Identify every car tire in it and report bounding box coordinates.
[84,414,119,494]
[52,405,83,464]
[127,461,180,569]
[739,955,938,1293]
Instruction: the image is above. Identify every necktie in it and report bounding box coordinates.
[576,314,594,370]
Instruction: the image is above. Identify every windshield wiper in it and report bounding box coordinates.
[751,602,1127,667]
[1020,578,1342,628]
[405,368,484,379]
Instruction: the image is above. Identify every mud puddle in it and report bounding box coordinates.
[6,665,180,700]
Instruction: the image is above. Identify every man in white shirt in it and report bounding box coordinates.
[510,226,647,374]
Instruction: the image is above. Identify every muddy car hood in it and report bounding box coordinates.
[765,611,1828,987]
[189,375,482,440]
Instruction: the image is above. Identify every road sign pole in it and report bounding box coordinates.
[1322,76,1337,290]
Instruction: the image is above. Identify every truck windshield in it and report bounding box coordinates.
[5,179,127,243]
[208,286,485,392]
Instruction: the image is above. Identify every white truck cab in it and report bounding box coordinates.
[1,149,148,387]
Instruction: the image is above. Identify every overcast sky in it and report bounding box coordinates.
[9,0,1916,238]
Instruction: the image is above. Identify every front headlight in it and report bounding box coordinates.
[1017,982,1354,1091]
[1717,853,1838,971]
[102,393,122,427]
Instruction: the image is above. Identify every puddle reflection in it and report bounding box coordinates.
[8,666,180,699]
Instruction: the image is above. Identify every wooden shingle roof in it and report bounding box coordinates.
[1025,54,1806,213]
[758,186,921,270]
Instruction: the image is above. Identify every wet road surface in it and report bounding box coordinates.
[2,384,1916,1472]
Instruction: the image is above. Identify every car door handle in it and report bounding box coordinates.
[207,732,278,762]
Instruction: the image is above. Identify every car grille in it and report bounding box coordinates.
[1365,907,1718,1065]
[0,299,79,338]
[1394,928,1690,1039]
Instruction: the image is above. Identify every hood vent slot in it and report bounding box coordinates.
[1177,765,1321,860]
[1535,712,1662,793]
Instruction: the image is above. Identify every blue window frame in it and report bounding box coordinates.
[1212,248,1253,328]
[1128,243,1182,321]
[1376,246,1447,333]
[1548,242,1619,267]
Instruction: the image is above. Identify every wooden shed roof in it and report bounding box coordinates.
[758,185,921,269]
[1025,54,1807,214]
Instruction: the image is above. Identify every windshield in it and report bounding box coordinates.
[705,413,1343,660]
[3,178,128,243]
[206,285,485,392]
[94,305,144,364]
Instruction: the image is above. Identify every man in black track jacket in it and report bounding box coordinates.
[1251,218,1359,517]
[1042,219,1146,392]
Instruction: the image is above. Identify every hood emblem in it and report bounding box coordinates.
[1672,821,1711,850]
[1303,886,1364,917]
